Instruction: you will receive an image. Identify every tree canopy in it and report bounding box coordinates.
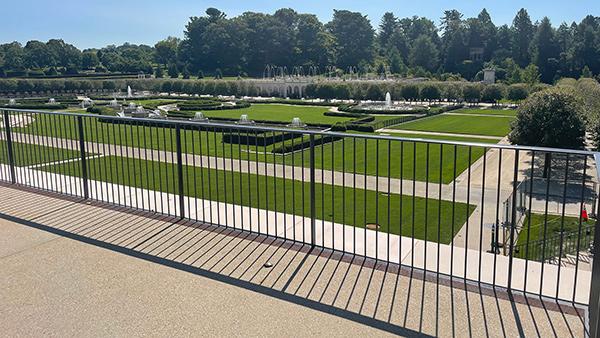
[2,7,600,81]
[509,88,585,149]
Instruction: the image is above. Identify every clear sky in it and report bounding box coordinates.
[2,0,598,49]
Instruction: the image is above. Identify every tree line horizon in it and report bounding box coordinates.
[1,7,600,84]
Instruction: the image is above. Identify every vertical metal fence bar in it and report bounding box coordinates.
[572,155,588,302]
[588,152,600,338]
[76,116,89,199]
[555,154,570,299]
[309,134,316,248]
[175,125,185,219]
[507,149,520,292]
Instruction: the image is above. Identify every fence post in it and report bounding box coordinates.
[175,125,185,219]
[309,134,316,247]
[2,110,16,184]
[76,116,89,199]
[589,153,600,338]
[507,149,520,292]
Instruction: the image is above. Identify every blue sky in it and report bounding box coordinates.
[2,0,597,49]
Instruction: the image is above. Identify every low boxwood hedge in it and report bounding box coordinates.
[222,131,303,146]
[178,100,250,111]
[338,103,429,115]
[2,103,68,110]
[271,134,342,154]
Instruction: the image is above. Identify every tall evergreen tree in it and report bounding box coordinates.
[511,8,534,67]
[531,17,560,83]
[378,12,397,51]
[326,10,375,69]
[440,10,467,73]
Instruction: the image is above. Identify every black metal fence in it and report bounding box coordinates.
[1,108,600,324]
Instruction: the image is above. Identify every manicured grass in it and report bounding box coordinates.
[515,213,595,261]
[14,113,496,183]
[371,114,415,122]
[202,103,350,125]
[0,140,82,166]
[452,108,517,117]
[377,132,500,144]
[391,114,514,137]
[41,155,475,243]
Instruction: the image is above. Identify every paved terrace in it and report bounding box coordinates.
[0,184,589,337]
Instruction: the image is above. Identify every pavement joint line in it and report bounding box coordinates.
[0,231,64,261]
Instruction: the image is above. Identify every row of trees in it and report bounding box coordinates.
[2,7,600,83]
[0,77,537,103]
[0,40,155,76]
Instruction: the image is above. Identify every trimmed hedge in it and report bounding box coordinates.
[178,100,250,111]
[3,103,68,110]
[323,111,366,118]
[245,98,341,107]
[87,106,118,116]
[338,103,429,115]
[271,134,342,154]
[222,131,303,146]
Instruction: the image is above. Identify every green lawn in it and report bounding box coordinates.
[391,114,514,137]
[40,155,475,244]
[515,213,595,261]
[377,132,500,144]
[201,103,350,125]
[451,108,517,117]
[12,113,499,183]
[0,140,82,166]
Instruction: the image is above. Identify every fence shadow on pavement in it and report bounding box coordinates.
[0,184,588,337]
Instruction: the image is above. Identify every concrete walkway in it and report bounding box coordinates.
[0,185,587,337]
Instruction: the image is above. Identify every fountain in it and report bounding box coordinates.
[288,117,306,128]
[127,86,133,98]
[109,98,119,108]
[8,98,16,105]
[80,98,93,108]
[148,110,162,118]
[48,98,56,104]
[238,114,254,125]
[193,112,209,122]
[117,111,125,117]
[354,91,421,112]
[128,102,137,109]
